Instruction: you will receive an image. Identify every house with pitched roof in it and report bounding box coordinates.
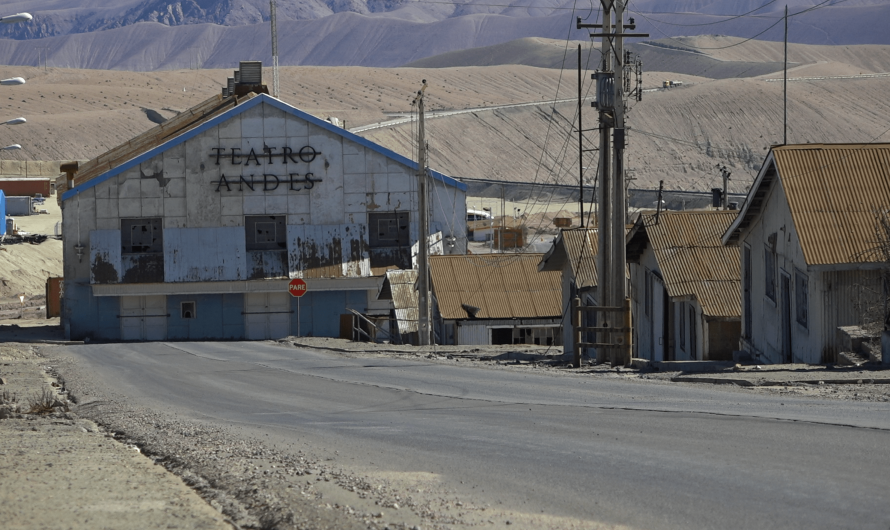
[627,210,741,361]
[537,228,599,357]
[429,254,563,345]
[723,144,890,364]
[60,64,467,341]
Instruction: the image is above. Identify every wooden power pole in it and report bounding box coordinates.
[578,2,647,366]
[413,81,431,346]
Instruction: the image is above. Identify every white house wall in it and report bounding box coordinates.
[739,173,817,364]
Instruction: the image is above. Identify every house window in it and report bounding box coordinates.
[644,270,652,317]
[764,239,777,302]
[245,216,288,279]
[679,302,686,352]
[369,212,409,247]
[120,218,164,283]
[245,216,287,251]
[369,211,411,270]
[122,218,163,254]
[795,269,808,328]
[181,301,196,319]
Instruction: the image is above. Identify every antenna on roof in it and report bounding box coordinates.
[270,0,280,98]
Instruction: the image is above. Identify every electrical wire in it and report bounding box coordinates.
[626,0,778,27]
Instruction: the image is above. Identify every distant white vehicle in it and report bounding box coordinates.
[467,209,492,222]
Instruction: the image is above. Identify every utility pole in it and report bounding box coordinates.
[578,44,584,227]
[783,4,788,145]
[413,80,431,346]
[718,164,732,210]
[655,180,664,224]
[270,0,280,98]
[579,2,647,367]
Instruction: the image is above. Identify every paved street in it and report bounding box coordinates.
[68,341,890,530]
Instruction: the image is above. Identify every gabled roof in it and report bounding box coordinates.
[430,254,562,320]
[538,228,599,289]
[62,92,466,201]
[634,210,741,318]
[723,143,890,267]
[377,269,419,334]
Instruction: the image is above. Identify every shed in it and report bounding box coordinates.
[429,254,563,345]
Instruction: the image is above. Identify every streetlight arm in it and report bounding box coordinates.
[1,13,32,24]
[3,117,25,125]
[1,144,22,150]
[0,77,25,86]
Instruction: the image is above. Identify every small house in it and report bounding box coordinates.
[429,254,563,345]
[723,143,890,364]
[627,210,741,361]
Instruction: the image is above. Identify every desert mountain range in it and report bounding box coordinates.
[2,35,889,200]
[0,1,887,69]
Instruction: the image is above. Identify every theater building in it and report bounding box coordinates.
[60,77,466,341]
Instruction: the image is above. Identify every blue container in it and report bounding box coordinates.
[0,190,6,235]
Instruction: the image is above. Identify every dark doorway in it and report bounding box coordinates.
[743,246,752,339]
[491,328,512,345]
[781,273,792,363]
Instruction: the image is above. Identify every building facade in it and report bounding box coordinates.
[61,91,466,341]
[723,144,889,364]
[627,210,741,362]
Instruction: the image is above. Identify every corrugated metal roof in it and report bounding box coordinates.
[72,93,245,187]
[772,144,890,266]
[430,254,562,320]
[538,228,599,288]
[641,210,741,318]
[379,269,419,334]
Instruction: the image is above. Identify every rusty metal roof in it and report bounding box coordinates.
[776,144,890,266]
[72,93,250,188]
[538,228,599,289]
[724,143,890,266]
[639,210,741,318]
[430,254,562,320]
[378,269,419,334]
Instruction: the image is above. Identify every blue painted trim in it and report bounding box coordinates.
[62,93,466,201]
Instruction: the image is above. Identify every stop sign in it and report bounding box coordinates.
[288,278,308,297]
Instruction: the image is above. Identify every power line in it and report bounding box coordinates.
[627,0,779,27]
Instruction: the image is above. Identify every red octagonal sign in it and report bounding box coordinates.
[288,278,308,297]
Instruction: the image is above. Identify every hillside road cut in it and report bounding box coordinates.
[56,340,890,530]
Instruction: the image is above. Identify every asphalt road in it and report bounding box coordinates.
[68,341,890,530]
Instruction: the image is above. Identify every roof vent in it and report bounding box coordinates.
[226,77,234,96]
[234,70,241,84]
[461,303,481,319]
[239,61,263,85]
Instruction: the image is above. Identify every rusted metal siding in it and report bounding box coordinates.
[0,178,51,197]
[288,224,370,279]
[430,254,562,320]
[641,210,741,318]
[164,227,246,282]
[773,144,890,266]
[381,269,419,334]
[89,230,122,284]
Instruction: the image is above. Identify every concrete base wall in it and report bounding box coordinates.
[63,283,369,341]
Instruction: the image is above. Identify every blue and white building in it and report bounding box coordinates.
[61,71,466,341]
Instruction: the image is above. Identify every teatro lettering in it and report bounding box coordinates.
[210,145,323,193]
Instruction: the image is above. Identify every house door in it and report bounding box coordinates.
[245,292,291,340]
[651,274,667,361]
[120,296,167,341]
[781,273,792,363]
[743,246,752,339]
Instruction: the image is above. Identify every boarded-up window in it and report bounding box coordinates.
[764,240,776,302]
[369,212,409,247]
[120,218,164,283]
[369,211,411,270]
[246,216,287,251]
[246,216,288,279]
[122,218,162,254]
[795,269,808,328]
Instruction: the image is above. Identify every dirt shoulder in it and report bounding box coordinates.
[0,341,232,530]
